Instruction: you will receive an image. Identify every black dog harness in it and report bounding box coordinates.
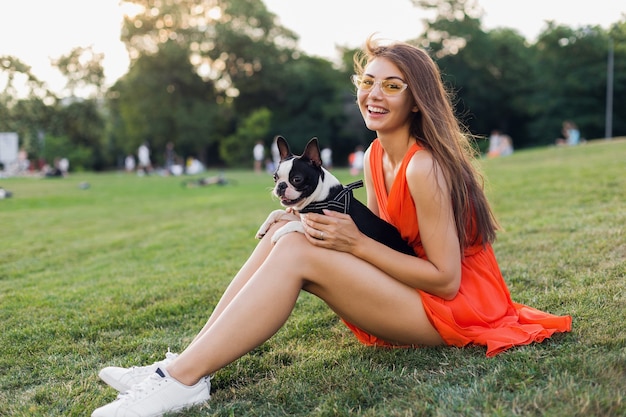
[299,180,364,214]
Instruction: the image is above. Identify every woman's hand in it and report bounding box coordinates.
[301,209,363,253]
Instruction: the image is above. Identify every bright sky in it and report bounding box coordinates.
[2,0,624,95]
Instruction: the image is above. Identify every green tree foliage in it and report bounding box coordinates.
[412,0,624,148]
[0,56,52,107]
[40,134,93,172]
[112,0,300,165]
[0,57,56,158]
[4,97,55,160]
[266,55,352,153]
[219,107,270,166]
[2,0,625,170]
[1,52,108,170]
[53,100,106,170]
[413,0,536,145]
[52,46,106,98]
[109,40,219,166]
[119,0,298,102]
[529,24,620,143]
[48,47,108,170]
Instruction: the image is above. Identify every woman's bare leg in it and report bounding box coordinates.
[167,232,443,386]
[186,221,287,346]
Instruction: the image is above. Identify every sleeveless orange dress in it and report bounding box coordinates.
[343,139,572,356]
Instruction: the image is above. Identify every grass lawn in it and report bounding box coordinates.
[1,139,624,416]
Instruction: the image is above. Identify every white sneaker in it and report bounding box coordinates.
[98,351,178,392]
[92,368,211,417]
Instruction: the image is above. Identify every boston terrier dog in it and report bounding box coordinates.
[256,136,415,256]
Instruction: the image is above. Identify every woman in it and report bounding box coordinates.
[92,36,572,417]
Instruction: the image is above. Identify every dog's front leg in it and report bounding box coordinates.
[255,209,300,239]
[271,221,306,244]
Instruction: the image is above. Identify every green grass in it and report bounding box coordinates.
[1,139,624,417]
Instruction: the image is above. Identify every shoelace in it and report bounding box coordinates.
[125,350,178,376]
[117,372,165,401]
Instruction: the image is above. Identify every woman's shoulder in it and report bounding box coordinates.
[405,146,434,177]
[405,148,448,195]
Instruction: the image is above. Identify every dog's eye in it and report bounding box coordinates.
[273,173,278,182]
[291,175,304,186]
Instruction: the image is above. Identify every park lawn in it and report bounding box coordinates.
[0,139,624,417]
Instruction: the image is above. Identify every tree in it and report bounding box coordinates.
[119,0,298,96]
[0,56,58,159]
[409,0,625,147]
[529,23,621,144]
[114,0,306,166]
[433,27,536,147]
[52,100,105,170]
[109,40,219,167]
[265,56,350,152]
[219,107,270,166]
[52,46,106,99]
[3,97,56,162]
[0,56,53,107]
[412,0,534,143]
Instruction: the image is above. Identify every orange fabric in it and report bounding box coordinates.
[343,139,572,356]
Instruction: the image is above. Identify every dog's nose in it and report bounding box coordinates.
[277,182,287,195]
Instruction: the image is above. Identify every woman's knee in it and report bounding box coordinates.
[271,230,310,255]
[268,231,327,274]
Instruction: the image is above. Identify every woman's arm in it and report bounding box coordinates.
[363,146,379,216]
[302,150,461,300]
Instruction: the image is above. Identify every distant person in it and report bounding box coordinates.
[44,158,63,178]
[556,121,581,146]
[185,157,205,175]
[487,129,513,158]
[58,157,69,176]
[17,148,29,174]
[253,140,265,173]
[270,140,281,170]
[0,186,13,198]
[499,135,513,156]
[321,146,333,169]
[164,142,177,175]
[124,154,136,173]
[349,145,364,175]
[137,142,152,175]
[487,129,503,156]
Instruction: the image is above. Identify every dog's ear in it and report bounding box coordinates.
[275,136,292,161]
[303,137,323,168]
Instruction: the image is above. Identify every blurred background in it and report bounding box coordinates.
[1,0,624,173]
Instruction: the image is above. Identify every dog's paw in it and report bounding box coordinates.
[271,221,305,244]
[255,209,299,239]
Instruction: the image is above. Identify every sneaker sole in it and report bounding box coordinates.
[98,369,131,392]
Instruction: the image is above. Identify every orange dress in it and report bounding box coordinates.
[343,139,572,357]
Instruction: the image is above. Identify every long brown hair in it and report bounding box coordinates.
[354,35,499,251]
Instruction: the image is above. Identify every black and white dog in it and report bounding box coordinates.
[256,136,415,256]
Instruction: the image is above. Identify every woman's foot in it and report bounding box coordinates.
[98,351,178,392]
[92,367,210,417]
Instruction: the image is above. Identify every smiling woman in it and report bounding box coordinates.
[87,34,572,417]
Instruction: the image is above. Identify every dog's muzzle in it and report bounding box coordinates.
[276,182,304,206]
[276,182,288,197]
